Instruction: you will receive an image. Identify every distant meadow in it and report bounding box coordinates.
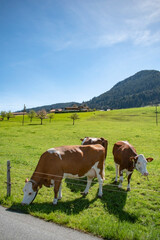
[0,107,160,240]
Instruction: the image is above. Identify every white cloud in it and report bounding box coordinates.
[61,0,160,48]
[31,0,160,50]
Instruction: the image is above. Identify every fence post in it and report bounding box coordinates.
[7,160,11,196]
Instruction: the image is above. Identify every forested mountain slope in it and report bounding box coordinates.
[86,70,160,109]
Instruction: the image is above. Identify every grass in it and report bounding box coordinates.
[0,107,160,240]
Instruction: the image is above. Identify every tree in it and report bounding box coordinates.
[0,111,6,120]
[28,110,36,122]
[48,113,55,123]
[6,111,13,120]
[72,104,78,108]
[37,109,47,125]
[70,113,79,125]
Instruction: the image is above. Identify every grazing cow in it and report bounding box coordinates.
[81,137,108,158]
[113,141,153,191]
[22,144,105,205]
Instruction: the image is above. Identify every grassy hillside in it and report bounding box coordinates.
[0,107,160,240]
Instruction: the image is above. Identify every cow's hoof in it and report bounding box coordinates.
[81,192,88,197]
[98,195,102,199]
[127,188,131,192]
[53,199,58,205]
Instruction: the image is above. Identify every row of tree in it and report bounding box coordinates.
[28,109,80,125]
[0,109,79,125]
[0,111,13,120]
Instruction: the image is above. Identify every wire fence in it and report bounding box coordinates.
[1,162,160,200]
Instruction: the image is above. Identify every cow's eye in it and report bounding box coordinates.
[29,192,32,195]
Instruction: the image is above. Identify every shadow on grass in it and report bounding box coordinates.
[65,177,97,193]
[101,183,137,223]
[28,123,41,126]
[9,196,97,216]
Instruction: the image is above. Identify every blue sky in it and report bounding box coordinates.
[1,0,160,111]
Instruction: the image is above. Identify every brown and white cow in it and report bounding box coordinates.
[113,141,153,191]
[22,144,105,205]
[81,137,108,159]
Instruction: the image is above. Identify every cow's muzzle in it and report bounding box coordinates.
[143,172,149,176]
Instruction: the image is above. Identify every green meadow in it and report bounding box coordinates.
[0,107,160,240]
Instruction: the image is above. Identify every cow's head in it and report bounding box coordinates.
[80,137,108,158]
[130,154,153,176]
[21,179,38,205]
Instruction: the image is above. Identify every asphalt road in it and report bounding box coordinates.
[0,205,102,240]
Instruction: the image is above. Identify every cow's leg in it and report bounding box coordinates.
[82,168,96,196]
[95,167,103,198]
[91,163,103,197]
[53,180,62,205]
[97,174,103,198]
[94,168,103,198]
[118,168,123,189]
[58,183,62,200]
[98,178,103,197]
[82,176,93,196]
[115,163,119,183]
[127,173,132,191]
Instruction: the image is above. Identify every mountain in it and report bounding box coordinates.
[85,70,160,110]
[24,70,160,112]
[26,102,81,113]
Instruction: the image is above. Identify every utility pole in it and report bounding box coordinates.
[22,104,26,126]
[155,105,158,126]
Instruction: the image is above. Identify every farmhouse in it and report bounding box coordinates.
[49,109,63,113]
[13,112,27,116]
[65,105,89,112]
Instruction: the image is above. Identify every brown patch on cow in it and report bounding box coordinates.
[113,141,137,171]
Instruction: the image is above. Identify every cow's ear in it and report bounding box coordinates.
[25,178,29,183]
[146,158,153,162]
[80,138,84,141]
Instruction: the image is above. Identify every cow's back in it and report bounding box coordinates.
[59,144,105,177]
[34,144,105,178]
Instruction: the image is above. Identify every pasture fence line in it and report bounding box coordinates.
[4,161,160,199]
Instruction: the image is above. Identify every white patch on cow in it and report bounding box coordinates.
[91,138,98,143]
[22,182,37,205]
[50,179,54,187]
[121,141,129,145]
[123,169,133,176]
[127,183,131,191]
[81,137,98,145]
[81,138,87,145]
[58,184,62,200]
[135,154,148,176]
[63,173,79,178]
[47,148,62,160]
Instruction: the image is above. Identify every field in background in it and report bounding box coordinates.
[0,107,160,240]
